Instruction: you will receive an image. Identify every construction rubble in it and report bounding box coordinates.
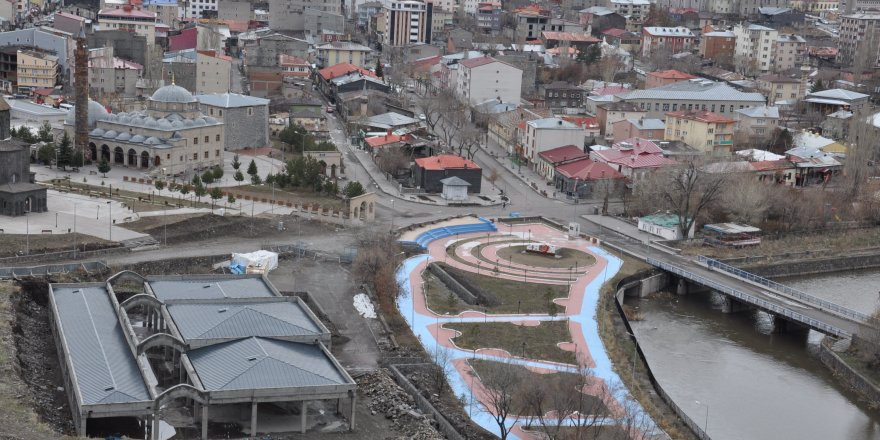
[356,370,444,440]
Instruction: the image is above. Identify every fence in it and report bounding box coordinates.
[697,256,870,323]
[651,257,851,338]
[0,246,129,266]
[387,364,465,440]
[0,261,109,279]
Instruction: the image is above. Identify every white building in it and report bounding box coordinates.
[521,117,584,164]
[733,23,778,75]
[382,0,433,46]
[187,0,217,17]
[97,4,158,47]
[638,214,694,240]
[455,56,522,107]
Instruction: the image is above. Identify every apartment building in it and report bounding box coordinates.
[315,41,372,68]
[163,49,232,94]
[97,4,158,47]
[756,74,803,106]
[476,2,502,32]
[610,0,650,32]
[699,28,736,65]
[382,0,432,46]
[269,0,342,32]
[733,23,778,75]
[616,79,766,119]
[664,109,735,154]
[520,117,584,164]
[16,50,58,92]
[837,13,880,67]
[88,47,143,97]
[455,56,522,106]
[774,34,806,72]
[641,27,695,57]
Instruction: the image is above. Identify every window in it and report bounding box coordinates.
[167,154,170,159]
[720,105,726,113]
[215,149,220,157]
[672,104,678,111]
[193,137,199,145]
[216,134,221,141]
[204,151,209,159]
[219,110,223,116]
[180,155,184,161]
[192,153,198,160]
[204,136,209,143]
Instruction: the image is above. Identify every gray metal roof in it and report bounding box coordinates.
[149,278,276,301]
[366,112,418,128]
[51,286,151,406]
[439,176,471,186]
[188,337,352,391]
[195,92,270,108]
[167,300,324,342]
[618,80,765,103]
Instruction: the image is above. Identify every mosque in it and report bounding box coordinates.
[65,84,224,177]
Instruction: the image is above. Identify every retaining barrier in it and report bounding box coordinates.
[387,364,465,440]
[698,256,869,323]
[0,261,109,279]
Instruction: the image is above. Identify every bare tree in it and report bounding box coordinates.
[661,161,726,238]
[452,125,483,160]
[376,146,411,176]
[720,174,773,225]
[353,230,402,309]
[522,364,611,440]
[431,345,456,395]
[597,52,629,83]
[628,171,668,217]
[419,93,447,135]
[475,359,523,440]
[844,108,879,201]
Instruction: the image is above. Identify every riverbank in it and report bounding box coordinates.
[819,338,880,406]
[595,249,698,440]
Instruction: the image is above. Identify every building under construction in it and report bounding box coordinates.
[48,272,357,439]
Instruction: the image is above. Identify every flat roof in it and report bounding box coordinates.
[704,223,761,234]
[9,100,68,116]
[50,285,151,406]
[166,298,325,343]
[148,277,277,301]
[187,337,353,391]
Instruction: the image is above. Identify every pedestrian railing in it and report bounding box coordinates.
[697,256,870,323]
[648,257,852,338]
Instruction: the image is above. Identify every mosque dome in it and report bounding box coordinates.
[102,130,118,138]
[157,118,173,130]
[130,134,146,143]
[150,84,196,103]
[204,116,218,124]
[65,100,109,128]
[192,118,207,126]
[116,132,132,141]
[171,120,184,128]
[145,118,158,128]
[90,128,106,136]
[145,136,162,144]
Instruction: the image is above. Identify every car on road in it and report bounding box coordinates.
[418,113,426,121]
[326,106,334,113]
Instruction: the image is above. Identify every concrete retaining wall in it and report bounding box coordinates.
[427,263,480,305]
[741,253,880,278]
[818,340,880,405]
[387,364,465,440]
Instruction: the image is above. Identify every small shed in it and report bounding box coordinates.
[440,176,471,201]
[637,214,694,240]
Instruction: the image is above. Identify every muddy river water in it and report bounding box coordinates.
[628,269,880,440]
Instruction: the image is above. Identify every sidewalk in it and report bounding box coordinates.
[581,214,658,243]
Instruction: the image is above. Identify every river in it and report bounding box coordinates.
[628,269,880,440]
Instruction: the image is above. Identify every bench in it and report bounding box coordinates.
[41,229,52,234]
[89,170,97,175]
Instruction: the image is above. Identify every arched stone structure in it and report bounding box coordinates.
[88,143,97,161]
[136,332,188,356]
[101,144,110,162]
[114,146,124,164]
[128,149,137,166]
[141,151,150,168]
[347,192,377,222]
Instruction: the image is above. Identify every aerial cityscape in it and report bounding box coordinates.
[0,0,878,438]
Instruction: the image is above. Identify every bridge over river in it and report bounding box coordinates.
[588,216,869,339]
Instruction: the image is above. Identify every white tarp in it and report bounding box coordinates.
[231,250,279,272]
[353,293,377,318]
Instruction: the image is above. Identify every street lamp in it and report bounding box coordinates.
[390,199,395,232]
[24,209,29,255]
[107,201,112,241]
[73,203,77,259]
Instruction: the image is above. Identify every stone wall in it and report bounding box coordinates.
[818,339,880,405]
[88,31,148,68]
[221,105,270,150]
[741,253,880,278]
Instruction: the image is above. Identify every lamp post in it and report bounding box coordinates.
[696,400,709,435]
[73,203,77,259]
[390,199,395,232]
[163,205,168,247]
[107,201,112,241]
[25,209,29,255]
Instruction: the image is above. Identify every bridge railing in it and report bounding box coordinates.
[648,257,852,338]
[697,256,870,323]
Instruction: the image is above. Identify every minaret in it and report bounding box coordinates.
[74,27,89,159]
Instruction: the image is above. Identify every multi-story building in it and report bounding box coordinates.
[699,27,736,65]
[315,41,372,68]
[279,54,310,78]
[596,101,647,139]
[580,7,626,37]
[773,34,806,72]
[455,56,522,106]
[544,81,585,111]
[756,74,803,106]
[733,23,778,75]
[142,0,178,26]
[476,2,502,32]
[641,27,695,57]
[733,105,780,142]
[269,0,342,32]
[217,0,252,20]
[163,49,232,94]
[610,0,650,32]
[357,1,383,27]
[611,117,665,143]
[790,0,839,13]
[520,117,585,165]
[186,0,217,18]
[88,47,142,97]
[664,110,735,154]
[382,0,432,46]
[512,4,549,41]
[616,79,766,119]
[97,4,158,47]
[837,13,880,67]
[16,50,58,92]
[738,0,789,16]
[645,69,697,88]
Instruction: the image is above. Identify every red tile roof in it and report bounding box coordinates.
[601,28,627,37]
[415,154,480,171]
[458,56,498,69]
[318,62,377,81]
[648,69,697,80]
[197,50,232,61]
[556,158,624,180]
[750,159,794,171]
[665,110,734,124]
[607,154,677,169]
[538,145,588,164]
[612,137,662,154]
[366,133,413,148]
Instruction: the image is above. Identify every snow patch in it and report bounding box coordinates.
[353,293,377,319]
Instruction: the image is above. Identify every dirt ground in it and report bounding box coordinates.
[0,233,117,258]
[130,212,343,246]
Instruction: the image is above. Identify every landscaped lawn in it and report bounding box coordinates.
[423,270,468,315]
[445,320,576,364]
